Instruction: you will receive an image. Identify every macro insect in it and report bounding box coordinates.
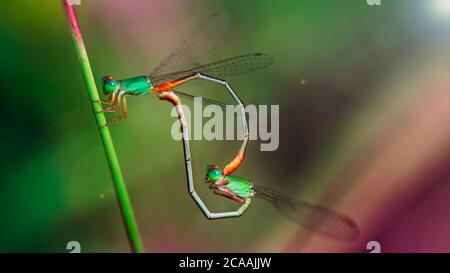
[98,13,272,127]
[98,13,359,241]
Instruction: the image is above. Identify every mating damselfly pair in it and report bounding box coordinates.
[98,13,359,242]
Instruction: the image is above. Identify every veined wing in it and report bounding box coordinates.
[151,53,273,85]
[149,13,229,78]
[253,185,360,241]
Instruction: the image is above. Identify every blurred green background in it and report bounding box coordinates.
[0,0,449,252]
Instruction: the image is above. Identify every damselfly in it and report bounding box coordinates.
[99,13,273,126]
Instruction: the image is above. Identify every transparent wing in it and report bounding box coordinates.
[151,53,273,85]
[253,185,360,241]
[171,89,228,110]
[149,12,229,78]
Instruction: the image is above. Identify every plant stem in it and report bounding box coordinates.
[62,0,144,253]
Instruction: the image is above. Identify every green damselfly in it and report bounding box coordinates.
[100,13,359,242]
[99,13,272,126]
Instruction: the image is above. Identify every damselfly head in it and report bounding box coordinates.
[205,164,222,183]
[102,75,119,95]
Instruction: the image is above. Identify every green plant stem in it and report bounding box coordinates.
[62,0,144,253]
